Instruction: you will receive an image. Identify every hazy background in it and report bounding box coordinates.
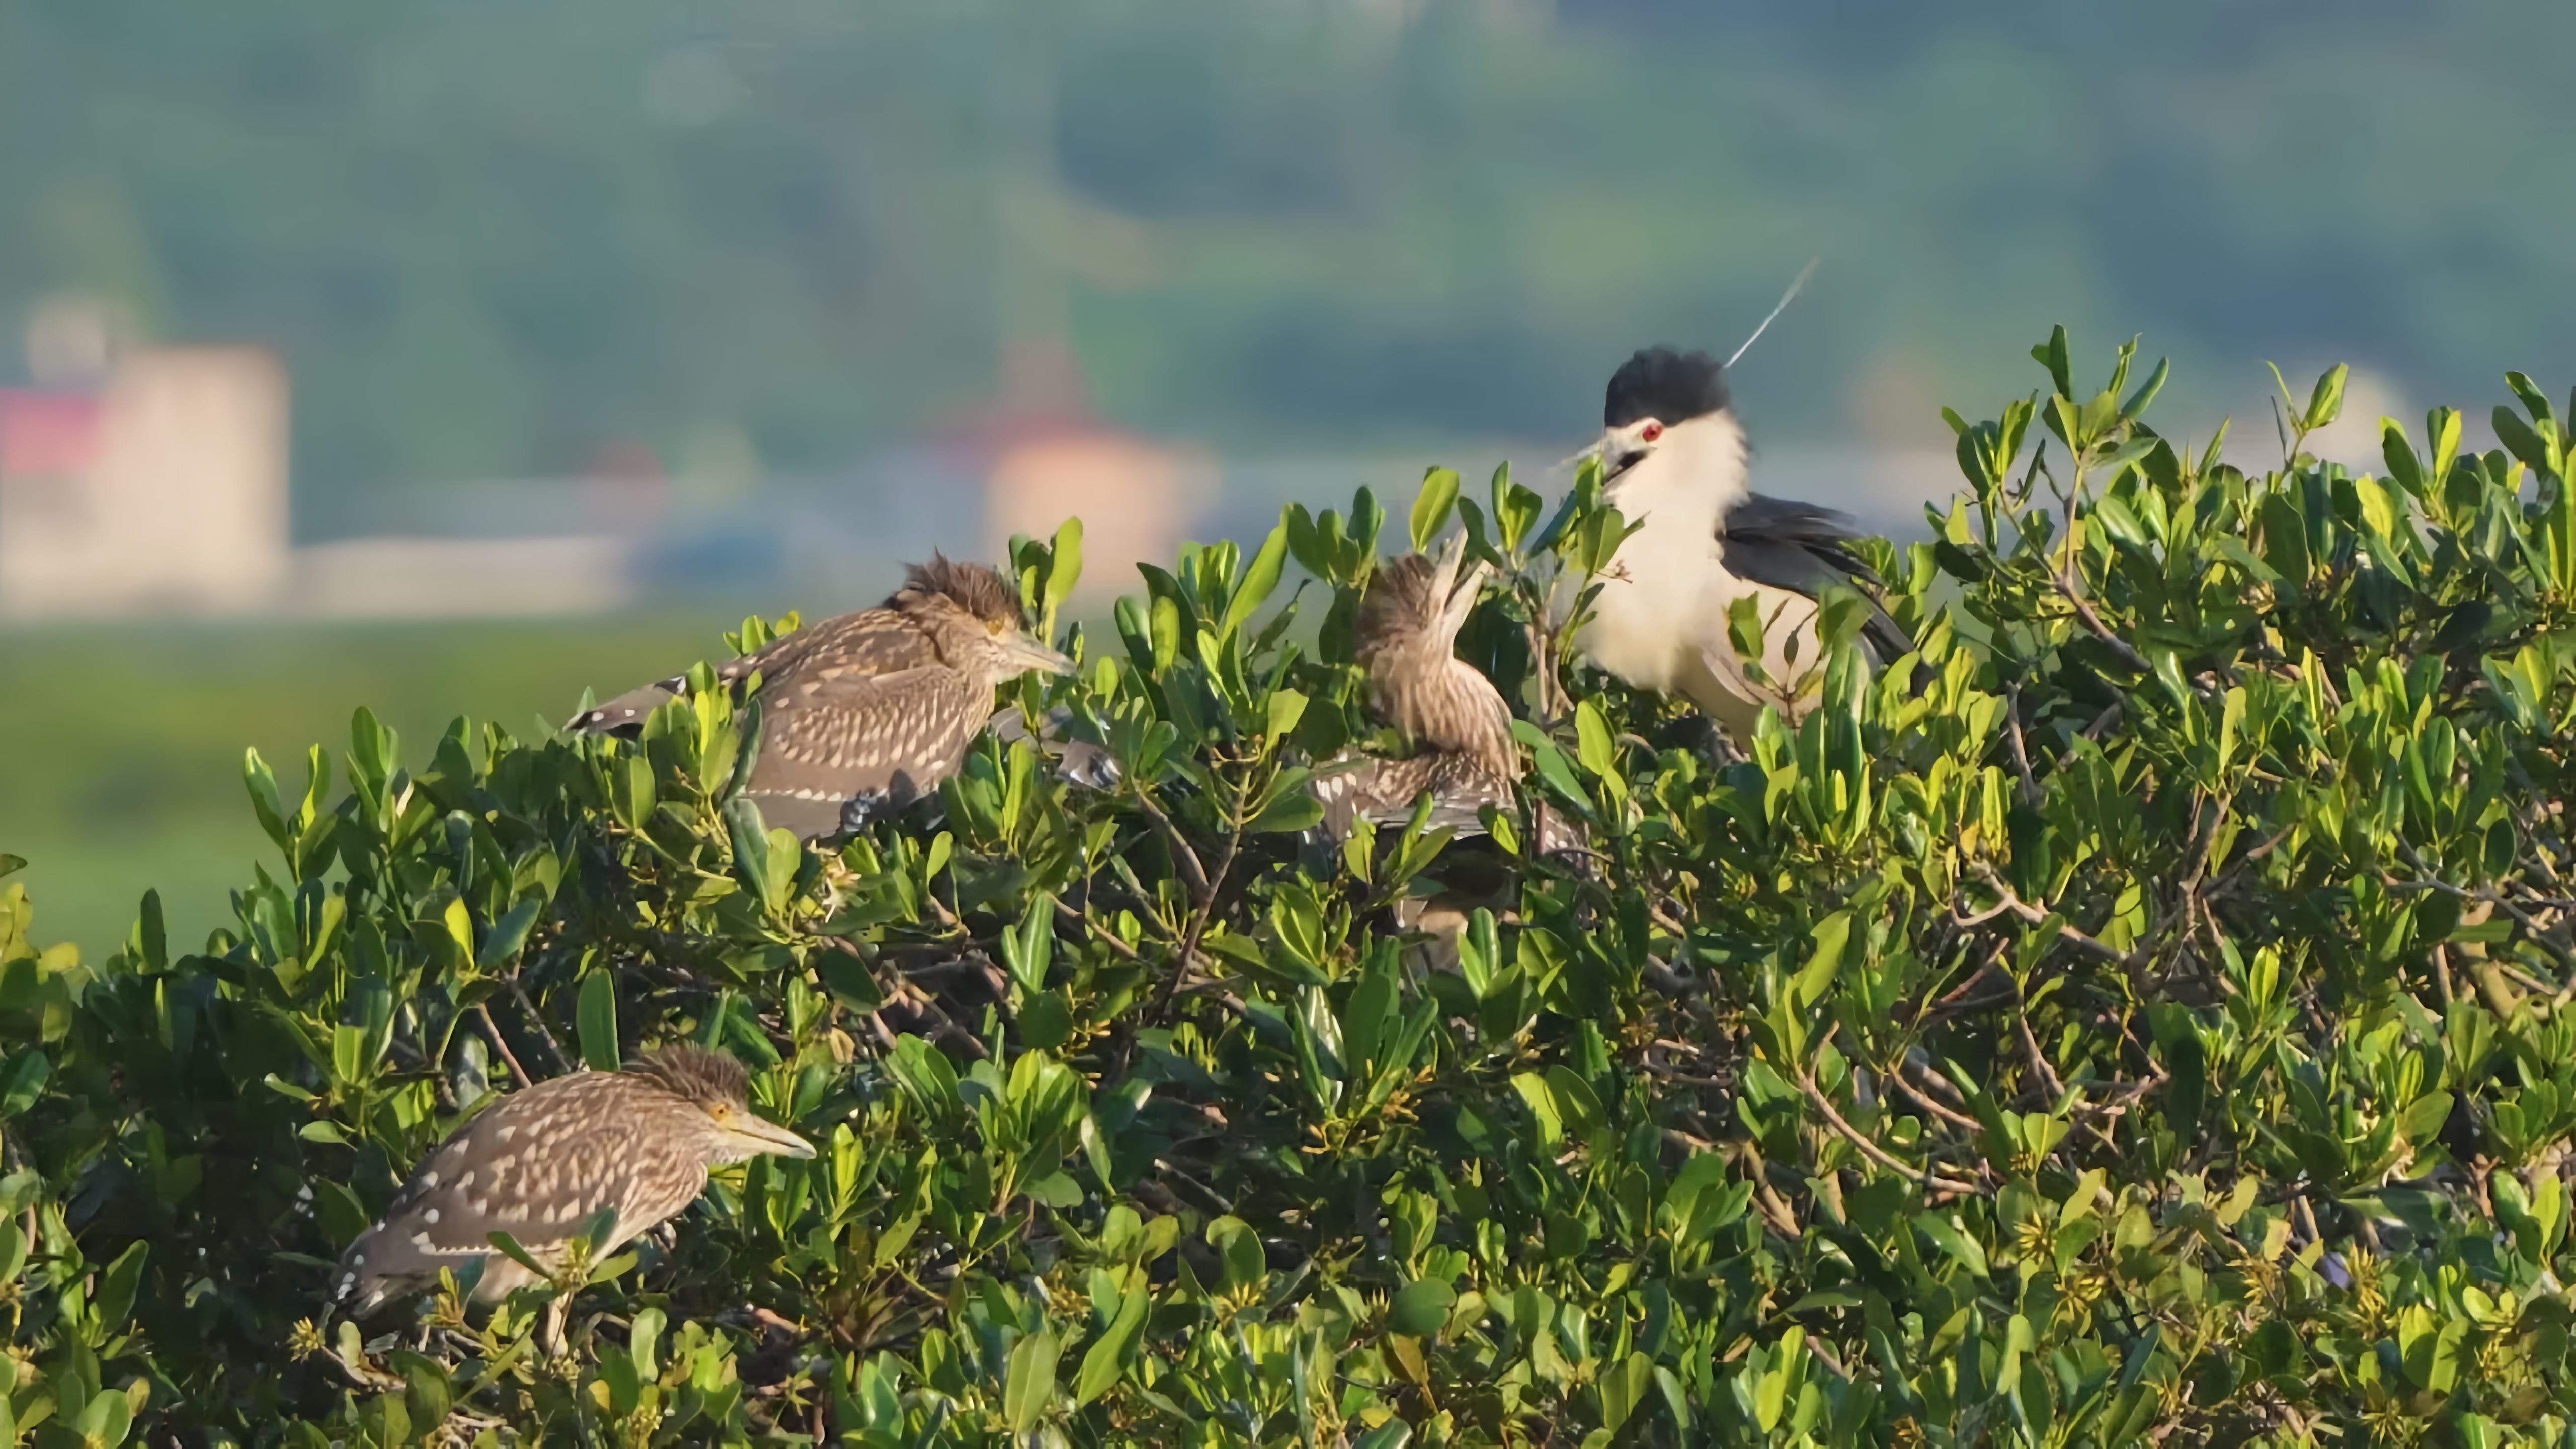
[7,0,2572,956]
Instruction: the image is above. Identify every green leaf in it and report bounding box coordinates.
[2305,363,2350,432]
[1019,989,1073,1052]
[75,1388,134,1448]
[577,970,621,1073]
[2399,1091,2454,1145]
[1792,911,1853,1009]
[2033,325,2073,398]
[0,1049,47,1121]
[1409,467,1460,552]
[726,797,776,910]
[93,1239,149,1333]
[1246,787,1326,835]
[1512,1072,1564,1145]
[1044,516,1085,621]
[1574,700,1615,778]
[1074,1284,1149,1404]
[1387,1278,1456,1337]
[1220,524,1291,641]
[135,888,167,973]
[486,1230,548,1281]
[476,895,543,970]
[1003,1327,1062,1431]
[244,747,291,854]
[1265,687,1309,743]
[2259,493,2309,585]
[1912,1210,1991,1279]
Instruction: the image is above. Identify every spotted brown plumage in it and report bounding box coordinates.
[572,554,1074,839]
[332,1044,813,1317]
[1312,537,1579,855]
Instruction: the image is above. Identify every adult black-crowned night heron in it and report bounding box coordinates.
[1314,537,1578,855]
[333,1044,811,1317]
[1575,346,1911,744]
[573,555,1073,839]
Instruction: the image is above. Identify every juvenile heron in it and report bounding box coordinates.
[1314,537,1577,855]
[573,555,1073,839]
[333,1044,812,1317]
[1574,346,1911,744]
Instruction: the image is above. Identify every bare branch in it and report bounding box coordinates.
[1798,1072,1983,1196]
[2004,680,2042,806]
[2054,571,2152,674]
[472,1002,534,1090]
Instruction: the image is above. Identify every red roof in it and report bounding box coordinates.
[0,389,103,478]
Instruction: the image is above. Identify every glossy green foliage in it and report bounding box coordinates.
[11,333,2576,1442]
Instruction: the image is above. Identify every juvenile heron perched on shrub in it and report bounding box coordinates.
[1575,346,1911,744]
[573,555,1073,839]
[1315,536,1577,855]
[333,1044,812,1317]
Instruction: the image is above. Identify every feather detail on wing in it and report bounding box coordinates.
[334,1075,692,1313]
[1718,492,1915,668]
[568,605,944,737]
[740,666,991,840]
[1311,754,1584,856]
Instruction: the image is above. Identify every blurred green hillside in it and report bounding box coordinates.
[0,618,719,959]
[6,0,2575,535]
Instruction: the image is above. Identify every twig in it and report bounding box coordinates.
[2016,1013,2067,1102]
[473,1002,534,1090]
[2047,701,2127,778]
[1053,893,1142,962]
[1160,772,1251,1012]
[886,982,992,1061]
[505,975,575,1074]
[1749,1172,1802,1239]
[1132,790,1212,906]
[2004,680,2042,805]
[1968,862,2137,969]
[2052,571,2149,673]
[1798,1072,1982,1196]
[2392,843,2576,972]
[1886,1067,1983,1133]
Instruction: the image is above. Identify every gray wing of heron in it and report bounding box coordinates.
[1717,492,1915,668]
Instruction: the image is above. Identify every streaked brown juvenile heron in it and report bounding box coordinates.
[1313,536,1578,856]
[573,555,1074,839]
[1574,346,1912,745]
[333,1044,812,1318]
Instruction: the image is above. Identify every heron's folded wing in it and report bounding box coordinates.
[335,1076,649,1310]
[1719,492,1914,666]
[729,605,934,684]
[571,606,932,735]
[742,666,990,840]
[569,675,688,735]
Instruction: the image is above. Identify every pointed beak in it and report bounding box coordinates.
[1002,632,1077,678]
[1440,559,1490,643]
[729,1115,817,1160]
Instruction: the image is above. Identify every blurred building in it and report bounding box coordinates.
[0,301,653,622]
[0,346,290,619]
[951,339,1214,600]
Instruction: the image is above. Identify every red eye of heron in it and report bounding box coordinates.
[1640,421,1664,442]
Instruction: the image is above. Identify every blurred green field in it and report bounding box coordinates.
[0,614,752,961]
